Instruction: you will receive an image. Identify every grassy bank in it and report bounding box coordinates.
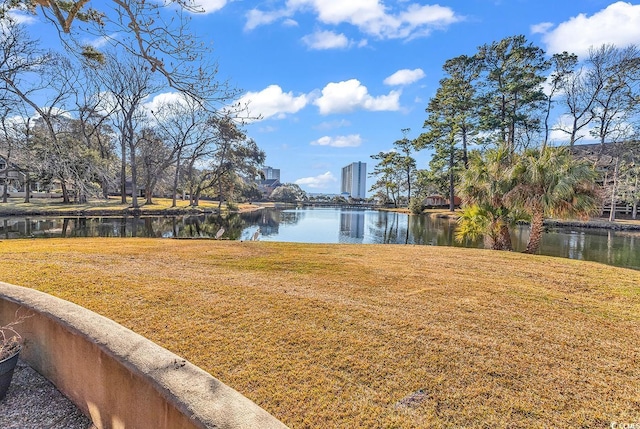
[0,239,638,428]
[0,197,260,216]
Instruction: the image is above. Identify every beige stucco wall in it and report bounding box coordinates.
[0,282,288,429]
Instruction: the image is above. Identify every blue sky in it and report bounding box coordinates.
[16,1,640,194]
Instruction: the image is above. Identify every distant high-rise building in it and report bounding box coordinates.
[341,162,367,199]
[262,166,280,181]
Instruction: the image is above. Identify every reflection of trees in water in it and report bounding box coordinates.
[407,215,429,245]
[256,210,280,236]
[175,214,244,239]
[535,227,640,269]
[0,218,67,238]
[369,211,404,244]
[239,208,304,237]
[430,217,464,247]
[279,210,305,225]
[368,212,468,246]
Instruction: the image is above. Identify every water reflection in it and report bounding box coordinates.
[340,211,365,242]
[0,208,638,270]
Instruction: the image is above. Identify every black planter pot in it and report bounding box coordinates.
[0,347,21,400]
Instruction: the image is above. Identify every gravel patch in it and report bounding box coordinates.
[0,359,94,429]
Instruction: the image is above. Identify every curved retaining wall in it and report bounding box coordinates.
[0,282,288,429]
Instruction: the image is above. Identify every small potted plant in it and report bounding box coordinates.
[0,311,31,400]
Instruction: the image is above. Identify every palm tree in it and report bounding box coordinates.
[456,147,521,251]
[506,147,600,254]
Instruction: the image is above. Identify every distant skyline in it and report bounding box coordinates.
[17,1,640,194]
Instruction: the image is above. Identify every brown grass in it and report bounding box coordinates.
[0,197,258,214]
[0,239,638,428]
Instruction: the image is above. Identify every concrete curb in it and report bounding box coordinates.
[0,282,288,429]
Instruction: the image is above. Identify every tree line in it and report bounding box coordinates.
[369,35,640,252]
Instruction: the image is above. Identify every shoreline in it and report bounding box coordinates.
[0,201,638,232]
[543,218,640,231]
[428,211,640,231]
[0,197,265,218]
[0,208,218,217]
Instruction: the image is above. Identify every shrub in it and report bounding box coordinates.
[408,197,424,214]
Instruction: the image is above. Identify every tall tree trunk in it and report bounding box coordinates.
[217,178,224,210]
[609,156,619,222]
[461,129,469,169]
[23,173,30,203]
[492,222,513,251]
[171,148,182,208]
[632,174,638,220]
[525,208,544,254]
[120,139,127,204]
[60,180,70,204]
[2,174,8,203]
[448,149,455,212]
[406,165,411,205]
[129,133,139,208]
[499,224,513,251]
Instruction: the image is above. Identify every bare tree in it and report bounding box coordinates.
[554,55,600,146]
[72,66,119,199]
[0,20,90,203]
[587,45,640,221]
[98,51,159,208]
[1,0,239,108]
[151,96,210,207]
[542,52,578,150]
[184,115,264,208]
[588,45,640,147]
[137,127,173,204]
[0,104,20,202]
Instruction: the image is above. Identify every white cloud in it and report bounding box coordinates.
[302,30,350,50]
[383,68,425,86]
[314,119,351,130]
[245,9,291,31]
[238,85,309,121]
[83,33,119,49]
[530,22,553,34]
[310,134,362,147]
[540,2,640,56]
[259,125,278,133]
[6,11,37,25]
[314,79,401,114]
[246,1,461,40]
[185,0,227,14]
[295,171,337,189]
[144,92,188,114]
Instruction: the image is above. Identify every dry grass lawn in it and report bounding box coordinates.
[0,197,257,214]
[0,238,638,428]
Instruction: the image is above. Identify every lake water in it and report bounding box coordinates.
[1,207,638,270]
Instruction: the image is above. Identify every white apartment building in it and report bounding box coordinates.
[341,162,367,199]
